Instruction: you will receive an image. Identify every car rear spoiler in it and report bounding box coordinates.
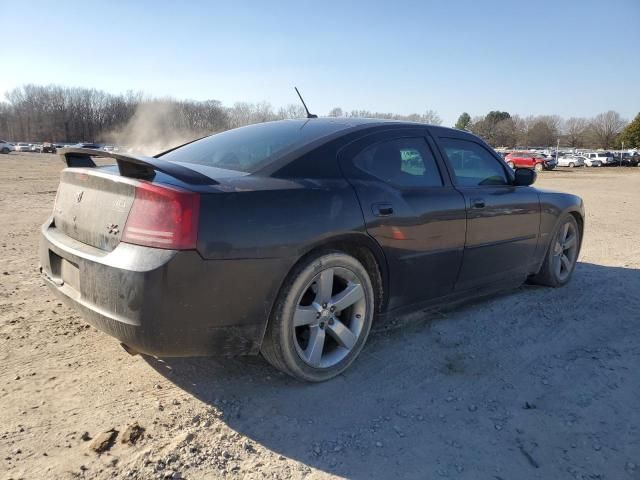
[58,148,217,185]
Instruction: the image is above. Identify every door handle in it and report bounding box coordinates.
[471,198,485,209]
[372,203,394,217]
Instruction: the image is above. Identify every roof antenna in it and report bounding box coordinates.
[294,87,317,119]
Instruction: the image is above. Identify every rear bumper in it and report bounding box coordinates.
[39,218,290,357]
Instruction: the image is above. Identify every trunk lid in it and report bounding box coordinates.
[53,169,136,251]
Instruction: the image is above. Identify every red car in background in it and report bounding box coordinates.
[505,152,556,171]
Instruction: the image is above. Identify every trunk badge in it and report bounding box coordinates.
[107,223,119,234]
[76,191,84,203]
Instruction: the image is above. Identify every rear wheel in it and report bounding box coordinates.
[1,147,9,154]
[568,162,575,168]
[534,163,544,172]
[507,161,515,169]
[261,251,374,382]
[531,214,580,287]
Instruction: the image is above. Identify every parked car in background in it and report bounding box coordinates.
[623,153,640,167]
[505,151,556,171]
[103,145,118,152]
[30,144,42,152]
[41,142,56,154]
[579,155,602,167]
[583,152,614,165]
[612,152,640,167]
[0,140,14,154]
[557,156,585,168]
[14,143,32,152]
[539,153,559,165]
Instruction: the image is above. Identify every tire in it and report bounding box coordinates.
[568,162,575,168]
[1,147,9,154]
[530,214,580,287]
[534,163,544,172]
[507,161,515,169]
[261,251,375,382]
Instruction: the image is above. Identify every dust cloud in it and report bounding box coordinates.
[104,101,206,156]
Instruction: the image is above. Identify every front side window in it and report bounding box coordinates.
[440,138,509,186]
[353,137,442,187]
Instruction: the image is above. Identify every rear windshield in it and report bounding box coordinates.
[160,120,350,172]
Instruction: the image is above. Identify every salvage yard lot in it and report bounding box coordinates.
[1,153,639,479]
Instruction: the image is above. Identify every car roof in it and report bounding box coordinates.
[266,118,488,152]
[265,116,468,131]
[265,117,436,131]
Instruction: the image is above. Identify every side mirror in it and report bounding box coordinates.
[513,167,536,186]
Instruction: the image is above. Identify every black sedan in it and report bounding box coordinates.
[39,119,584,382]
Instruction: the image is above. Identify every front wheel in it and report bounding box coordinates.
[261,251,375,382]
[1,148,9,154]
[568,162,575,168]
[534,163,544,172]
[507,161,515,169]
[530,214,580,287]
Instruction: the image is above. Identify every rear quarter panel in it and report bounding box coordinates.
[195,177,371,345]
[196,177,367,261]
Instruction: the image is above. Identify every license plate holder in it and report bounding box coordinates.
[60,259,80,291]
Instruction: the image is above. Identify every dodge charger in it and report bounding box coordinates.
[39,118,584,381]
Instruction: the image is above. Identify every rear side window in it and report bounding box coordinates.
[161,120,350,173]
[353,137,443,187]
[439,138,509,186]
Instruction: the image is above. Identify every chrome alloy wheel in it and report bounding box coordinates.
[553,221,578,282]
[292,266,367,369]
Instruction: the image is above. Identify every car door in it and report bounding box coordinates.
[434,136,541,291]
[340,129,467,310]
[522,154,535,168]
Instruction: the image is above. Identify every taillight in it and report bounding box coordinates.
[122,182,200,250]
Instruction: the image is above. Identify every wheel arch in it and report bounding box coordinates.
[257,233,390,352]
[295,233,390,315]
[533,205,584,276]
[567,209,584,251]
[258,232,389,347]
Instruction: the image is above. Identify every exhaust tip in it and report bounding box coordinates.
[120,343,140,356]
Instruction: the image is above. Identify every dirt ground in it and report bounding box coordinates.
[1,152,639,480]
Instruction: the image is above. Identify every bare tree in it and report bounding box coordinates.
[590,111,627,148]
[527,120,556,146]
[277,104,306,119]
[563,117,589,147]
[494,118,518,147]
[420,110,442,125]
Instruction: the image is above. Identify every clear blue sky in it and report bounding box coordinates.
[2,0,638,125]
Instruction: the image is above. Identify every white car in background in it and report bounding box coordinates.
[557,155,586,167]
[583,152,614,165]
[0,140,14,154]
[579,155,602,167]
[14,143,32,152]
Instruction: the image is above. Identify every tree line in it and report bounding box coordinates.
[454,110,636,149]
[0,85,309,144]
[0,84,443,145]
[1,84,637,150]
